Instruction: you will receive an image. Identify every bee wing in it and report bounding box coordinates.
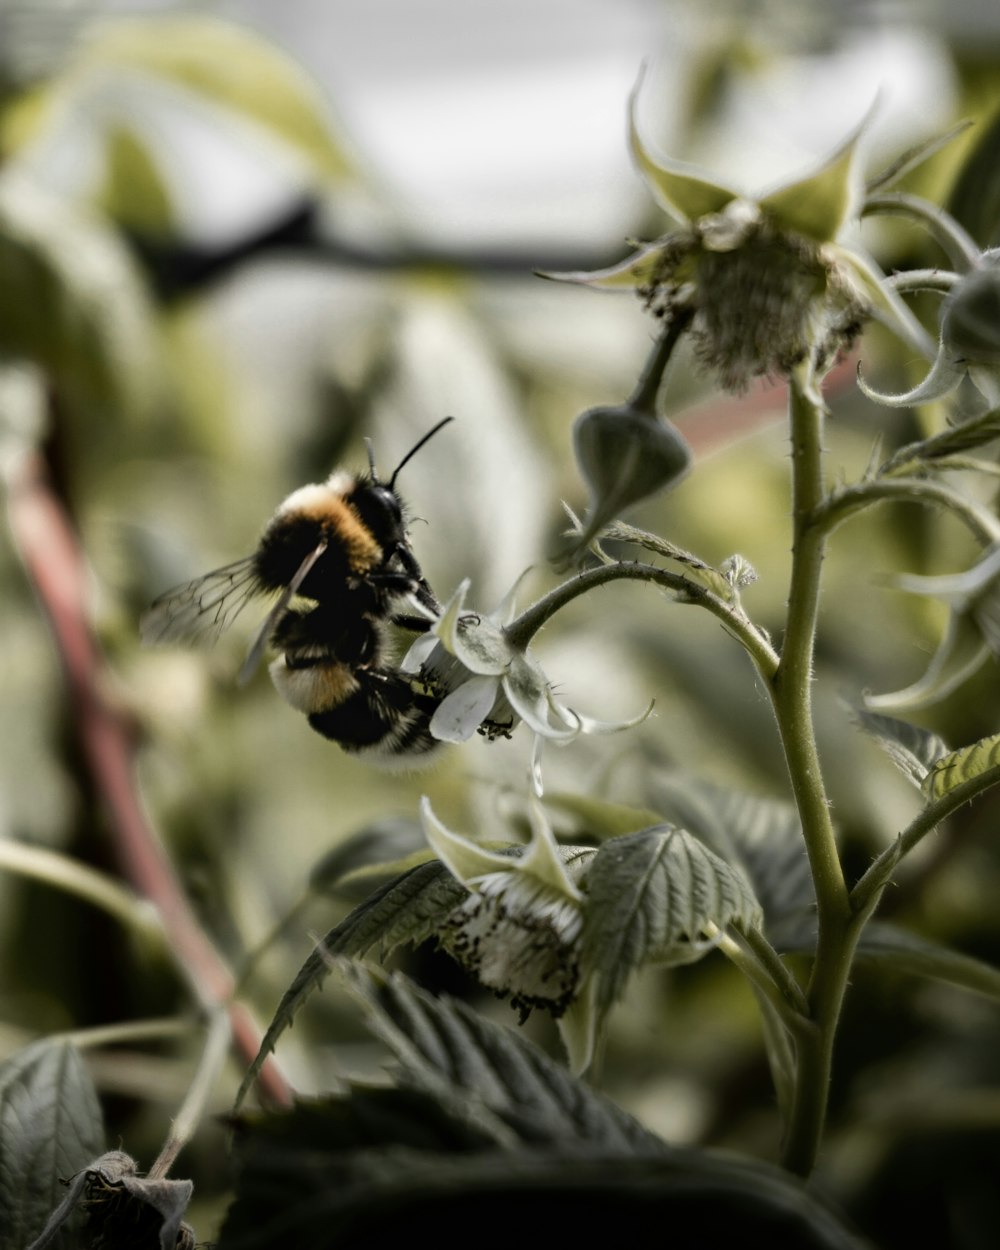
[140,556,262,647]
[237,540,328,686]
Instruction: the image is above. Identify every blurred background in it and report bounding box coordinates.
[2,0,1000,1244]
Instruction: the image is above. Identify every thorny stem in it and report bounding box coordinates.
[813,476,1000,546]
[505,560,779,679]
[769,368,854,1177]
[851,762,1000,915]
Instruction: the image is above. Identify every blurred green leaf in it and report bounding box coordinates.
[224,966,866,1249]
[854,922,1000,1002]
[948,104,1000,248]
[0,171,159,415]
[852,707,950,789]
[79,15,355,184]
[544,792,664,840]
[0,1039,104,1250]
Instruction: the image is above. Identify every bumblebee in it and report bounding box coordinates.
[141,419,452,765]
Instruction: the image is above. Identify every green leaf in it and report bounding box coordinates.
[851,707,950,789]
[221,1094,867,1249]
[854,921,1000,1002]
[0,172,159,416]
[80,15,354,183]
[646,774,814,927]
[879,405,1000,476]
[582,826,762,1016]
[923,732,1000,802]
[235,861,469,1109]
[948,104,1000,249]
[341,963,668,1154]
[0,1040,104,1250]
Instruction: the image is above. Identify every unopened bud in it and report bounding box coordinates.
[567,402,692,555]
[941,252,1000,366]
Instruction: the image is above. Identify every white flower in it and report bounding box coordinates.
[421,796,599,1072]
[404,578,652,789]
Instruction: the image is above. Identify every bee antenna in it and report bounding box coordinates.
[389,416,454,490]
[364,437,379,482]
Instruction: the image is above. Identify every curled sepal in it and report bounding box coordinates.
[421,796,582,902]
[27,1150,194,1250]
[857,347,966,409]
[835,245,937,360]
[864,611,990,713]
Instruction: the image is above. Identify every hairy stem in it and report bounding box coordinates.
[769,368,854,1177]
[629,308,695,411]
[813,476,1000,546]
[506,561,779,678]
[863,192,981,271]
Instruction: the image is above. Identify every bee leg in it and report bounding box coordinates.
[390,612,435,633]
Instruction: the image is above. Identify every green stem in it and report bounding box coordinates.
[505,560,779,678]
[629,309,695,411]
[770,369,854,1177]
[851,762,1000,914]
[714,927,811,1030]
[813,476,1000,546]
[863,192,981,271]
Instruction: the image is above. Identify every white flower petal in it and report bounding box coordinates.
[399,632,439,675]
[429,674,501,743]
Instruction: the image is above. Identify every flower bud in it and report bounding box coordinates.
[941,253,1000,366]
[568,402,692,554]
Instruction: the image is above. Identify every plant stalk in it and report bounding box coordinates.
[769,368,854,1176]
